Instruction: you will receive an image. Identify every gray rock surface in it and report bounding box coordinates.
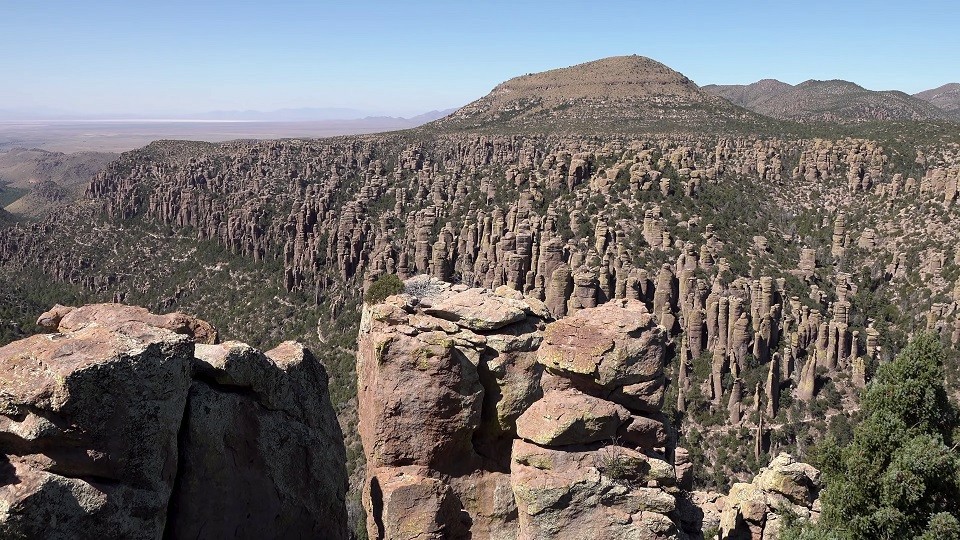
[0,303,347,540]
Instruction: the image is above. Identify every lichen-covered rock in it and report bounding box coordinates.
[511,440,680,540]
[537,299,666,388]
[515,389,630,446]
[425,288,528,330]
[358,290,546,540]
[0,303,347,539]
[357,316,484,471]
[42,302,219,344]
[719,453,821,540]
[358,288,689,539]
[0,315,194,539]
[752,453,821,506]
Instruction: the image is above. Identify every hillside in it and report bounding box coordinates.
[702,79,793,111]
[432,55,763,133]
[915,82,960,117]
[0,148,116,218]
[704,79,954,123]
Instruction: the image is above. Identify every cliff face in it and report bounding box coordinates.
[0,303,348,539]
[356,280,822,539]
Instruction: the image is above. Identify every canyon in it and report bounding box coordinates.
[0,55,958,538]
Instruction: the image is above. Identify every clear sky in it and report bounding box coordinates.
[1,0,957,117]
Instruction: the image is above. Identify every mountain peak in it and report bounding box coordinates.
[488,55,697,100]
[432,55,751,133]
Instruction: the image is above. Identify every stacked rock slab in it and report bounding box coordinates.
[716,453,821,540]
[514,298,680,539]
[357,280,687,539]
[357,283,548,540]
[0,303,347,539]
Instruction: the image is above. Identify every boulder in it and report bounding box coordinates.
[609,375,666,413]
[42,303,219,344]
[618,414,669,451]
[719,453,822,540]
[0,317,193,539]
[367,467,471,540]
[753,453,821,506]
[537,299,666,388]
[515,389,630,446]
[0,303,347,539]
[511,440,680,540]
[357,321,483,472]
[425,288,528,331]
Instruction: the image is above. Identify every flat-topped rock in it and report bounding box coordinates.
[537,299,666,388]
[38,302,219,344]
[425,288,529,330]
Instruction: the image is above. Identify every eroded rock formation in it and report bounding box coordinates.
[357,280,821,539]
[357,281,680,539]
[0,303,347,539]
[716,453,821,540]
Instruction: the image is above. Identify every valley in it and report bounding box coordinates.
[1,54,959,539]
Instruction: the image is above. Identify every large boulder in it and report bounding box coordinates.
[367,466,470,540]
[511,440,679,540]
[720,453,821,540]
[0,303,348,539]
[516,389,630,446]
[0,315,193,539]
[357,320,484,471]
[537,299,666,389]
[358,290,548,540]
[425,288,529,331]
[753,453,821,506]
[39,303,219,344]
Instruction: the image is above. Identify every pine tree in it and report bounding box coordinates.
[792,334,960,539]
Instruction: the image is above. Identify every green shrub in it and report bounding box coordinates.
[364,274,404,305]
[797,334,960,539]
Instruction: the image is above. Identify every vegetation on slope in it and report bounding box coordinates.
[786,334,960,539]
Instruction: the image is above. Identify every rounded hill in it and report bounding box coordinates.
[431,55,759,133]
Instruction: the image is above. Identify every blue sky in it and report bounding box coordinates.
[1,0,957,116]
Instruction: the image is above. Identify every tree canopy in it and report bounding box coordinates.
[791,334,960,539]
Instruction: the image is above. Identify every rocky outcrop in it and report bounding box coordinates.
[0,303,347,539]
[357,282,830,539]
[358,281,545,539]
[716,453,821,540]
[358,282,686,539]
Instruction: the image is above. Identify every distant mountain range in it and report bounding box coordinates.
[703,79,959,123]
[0,107,457,124]
[430,56,960,132]
[5,71,958,129]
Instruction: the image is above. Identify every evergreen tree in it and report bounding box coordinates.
[791,334,960,539]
